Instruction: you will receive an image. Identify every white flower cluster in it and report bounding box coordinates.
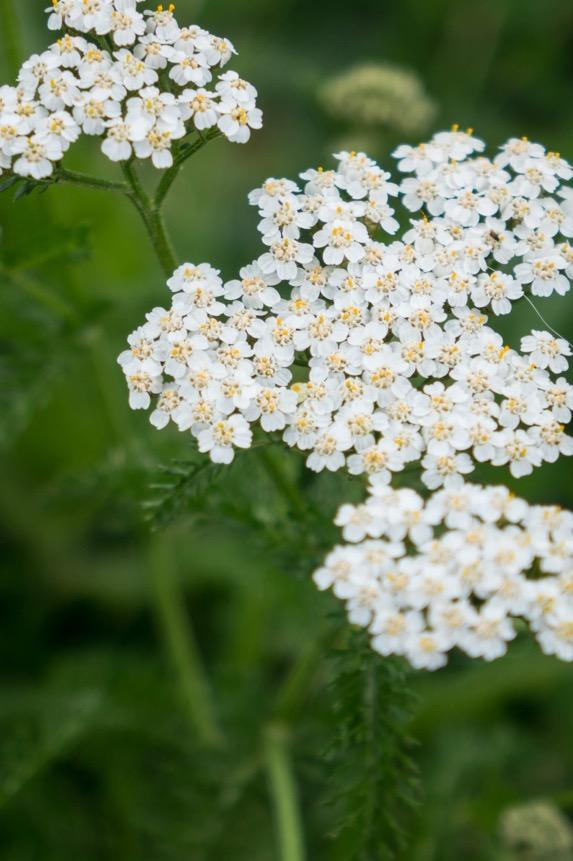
[120,129,573,485]
[0,2,261,179]
[314,480,573,669]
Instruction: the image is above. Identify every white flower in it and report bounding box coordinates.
[217,100,262,143]
[12,134,63,178]
[216,71,257,106]
[36,110,81,150]
[110,1,146,46]
[421,451,473,489]
[313,219,369,265]
[133,124,183,168]
[73,95,121,135]
[514,254,569,297]
[168,51,212,87]
[179,87,219,130]
[521,329,571,373]
[123,357,163,409]
[471,272,523,315]
[225,263,281,309]
[243,386,297,432]
[101,116,145,161]
[492,428,542,477]
[197,413,252,463]
[258,237,314,281]
[306,424,352,472]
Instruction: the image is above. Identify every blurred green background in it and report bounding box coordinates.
[1,0,573,858]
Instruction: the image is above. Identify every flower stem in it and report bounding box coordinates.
[264,724,306,861]
[148,534,224,748]
[145,207,178,277]
[120,160,177,277]
[57,168,131,195]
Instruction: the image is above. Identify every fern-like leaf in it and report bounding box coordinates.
[142,457,226,530]
[322,630,421,860]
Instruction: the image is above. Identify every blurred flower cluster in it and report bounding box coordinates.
[314,480,573,668]
[499,800,573,861]
[0,0,262,178]
[319,62,436,137]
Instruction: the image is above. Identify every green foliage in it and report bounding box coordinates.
[322,631,420,861]
[143,457,227,530]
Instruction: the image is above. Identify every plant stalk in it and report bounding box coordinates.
[148,535,223,748]
[120,161,177,277]
[264,724,306,861]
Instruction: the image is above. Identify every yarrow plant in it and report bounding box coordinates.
[0,0,261,180]
[2,1,572,677]
[4,2,573,852]
[118,126,573,667]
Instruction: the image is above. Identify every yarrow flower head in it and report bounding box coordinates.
[313,480,573,669]
[120,129,573,487]
[119,128,573,672]
[0,1,262,179]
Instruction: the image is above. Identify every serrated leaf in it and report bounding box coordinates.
[143,456,226,530]
[322,631,421,861]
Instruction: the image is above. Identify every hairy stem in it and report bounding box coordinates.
[56,168,130,195]
[148,535,223,748]
[264,725,306,861]
[145,207,178,277]
[120,161,177,277]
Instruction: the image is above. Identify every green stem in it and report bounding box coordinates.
[145,207,178,277]
[148,535,223,748]
[57,168,130,195]
[264,725,306,861]
[120,159,152,208]
[0,0,23,77]
[120,161,177,277]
